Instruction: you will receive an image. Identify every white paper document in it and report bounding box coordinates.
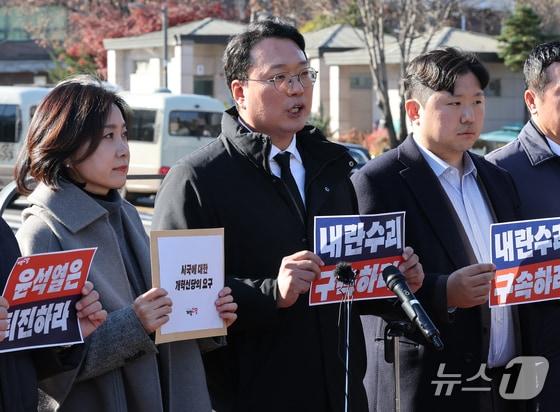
[150,228,225,344]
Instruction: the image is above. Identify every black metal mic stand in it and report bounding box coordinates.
[384,320,414,412]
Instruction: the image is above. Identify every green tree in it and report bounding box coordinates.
[307,106,332,138]
[498,5,544,72]
[47,46,98,83]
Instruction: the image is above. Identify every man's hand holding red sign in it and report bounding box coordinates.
[398,246,424,293]
[277,250,324,309]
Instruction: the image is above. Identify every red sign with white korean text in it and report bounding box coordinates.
[491,217,560,307]
[310,212,405,306]
[0,248,96,353]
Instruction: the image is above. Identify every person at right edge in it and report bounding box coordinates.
[352,47,525,412]
[487,41,560,412]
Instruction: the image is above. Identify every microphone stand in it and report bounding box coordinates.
[335,262,357,412]
[384,321,413,412]
[343,286,353,412]
[381,265,444,412]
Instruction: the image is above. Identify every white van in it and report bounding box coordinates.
[0,86,50,188]
[121,92,224,198]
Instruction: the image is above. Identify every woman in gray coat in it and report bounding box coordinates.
[14,76,237,412]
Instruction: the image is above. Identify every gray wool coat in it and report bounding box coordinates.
[16,181,212,412]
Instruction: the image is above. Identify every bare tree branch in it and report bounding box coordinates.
[355,0,457,147]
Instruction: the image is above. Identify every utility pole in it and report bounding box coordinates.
[162,1,168,89]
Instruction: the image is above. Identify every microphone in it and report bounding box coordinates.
[334,262,356,285]
[382,265,444,351]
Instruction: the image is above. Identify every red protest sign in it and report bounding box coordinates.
[0,248,96,353]
[3,248,96,305]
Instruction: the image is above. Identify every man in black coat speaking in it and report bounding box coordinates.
[152,18,424,412]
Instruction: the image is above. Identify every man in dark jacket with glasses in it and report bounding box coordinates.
[152,18,424,412]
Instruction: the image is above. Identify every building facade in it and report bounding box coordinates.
[105,20,526,136]
[104,18,245,105]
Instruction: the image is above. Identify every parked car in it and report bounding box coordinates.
[471,123,523,155]
[340,142,372,172]
[0,86,51,188]
[121,91,224,200]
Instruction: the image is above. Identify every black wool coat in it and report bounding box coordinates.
[0,217,37,412]
[0,217,84,412]
[152,107,386,412]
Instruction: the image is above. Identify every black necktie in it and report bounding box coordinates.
[274,151,306,219]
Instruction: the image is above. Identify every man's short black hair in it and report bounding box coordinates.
[524,41,560,94]
[223,18,306,91]
[404,47,489,104]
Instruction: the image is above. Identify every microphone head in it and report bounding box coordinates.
[382,265,405,290]
[334,262,356,285]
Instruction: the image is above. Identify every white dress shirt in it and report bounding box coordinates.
[413,137,516,368]
[546,136,560,156]
[238,116,306,204]
[268,137,306,204]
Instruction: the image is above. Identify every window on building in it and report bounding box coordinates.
[0,104,21,143]
[194,77,214,96]
[128,109,157,142]
[486,78,501,97]
[350,74,373,89]
[169,111,222,138]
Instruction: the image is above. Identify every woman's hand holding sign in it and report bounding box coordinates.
[76,281,108,338]
[215,287,237,327]
[133,287,173,334]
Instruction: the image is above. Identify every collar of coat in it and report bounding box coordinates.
[220,106,354,178]
[518,119,558,166]
[26,180,117,234]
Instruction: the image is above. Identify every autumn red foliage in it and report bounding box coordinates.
[18,1,232,78]
[72,2,230,76]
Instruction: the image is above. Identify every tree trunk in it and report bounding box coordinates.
[399,98,408,141]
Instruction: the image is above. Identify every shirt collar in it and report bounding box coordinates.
[413,135,477,178]
[519,119,558,165]
[238,116,253,133]
[546,136,560,157]
[269,134,301,164]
